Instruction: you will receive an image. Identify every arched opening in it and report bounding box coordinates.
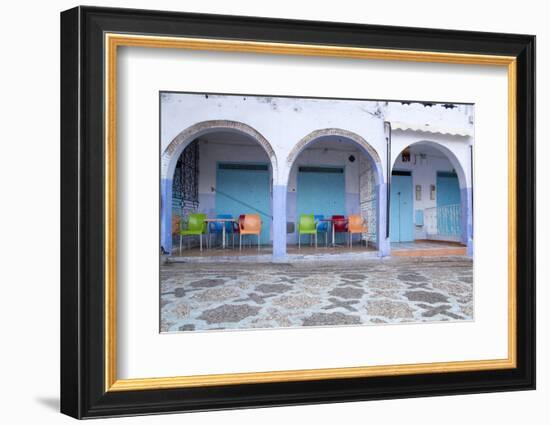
[284,129,386,257]
[160,120,278,256]
[389,141,472,256]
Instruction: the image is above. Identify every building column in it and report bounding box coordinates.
[272,184,287,262]
[377,183,391,256]
[461,186,474,257]
[160,178,173,254]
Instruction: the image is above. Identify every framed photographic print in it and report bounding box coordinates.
[60,5,535,419]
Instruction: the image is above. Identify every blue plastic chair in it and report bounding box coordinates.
[314,214,329,247]
[208,214,234,248]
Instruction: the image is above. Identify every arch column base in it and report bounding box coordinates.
[378,238,391,257]
[467,239,474,257]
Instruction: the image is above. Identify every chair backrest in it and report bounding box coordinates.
[298,214,316,232]
[209,220,222,232]
[348,214,366,233]
[209,213,232,232]
[332,215,347,232]
[172,215,181,234]
[218,214,234,232]
[188,213,207,232]
[314,214,328,231]
[242,214,261,232]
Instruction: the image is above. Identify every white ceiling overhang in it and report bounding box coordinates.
[391,121,473,137]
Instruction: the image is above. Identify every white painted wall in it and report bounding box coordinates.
[383,102,473,135]
[161,93,386,184]
[162,93,474,189]
[391,130,473,188]
[392,147,456,239]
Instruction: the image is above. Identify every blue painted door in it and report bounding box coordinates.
[216,164,271,244]
[297,167,345,242]
[390,172,413,242]
[436,171,461,236]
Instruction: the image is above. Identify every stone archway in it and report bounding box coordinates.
[160,120,278,254]
[286,128,383,185]
[390,140,472,254]
[162,120,278,182]
[284,128,388,256]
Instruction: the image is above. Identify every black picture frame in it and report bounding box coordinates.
[60,5,535,419]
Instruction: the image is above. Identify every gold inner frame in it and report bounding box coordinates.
[104,33,517,392]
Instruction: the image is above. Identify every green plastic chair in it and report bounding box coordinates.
[179,213,207,252]
[298,214,317,249]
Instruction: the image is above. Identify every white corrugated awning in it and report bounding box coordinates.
[391,121,473,137]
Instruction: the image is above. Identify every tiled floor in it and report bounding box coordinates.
[160,256,473,333]
[391,240,467,256]
[172,240,464,260]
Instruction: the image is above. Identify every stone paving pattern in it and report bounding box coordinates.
[160,256,473,332]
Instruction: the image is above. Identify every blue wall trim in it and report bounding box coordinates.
[377,183,390,256]
[461,187,474,257]
[160,178,173,254]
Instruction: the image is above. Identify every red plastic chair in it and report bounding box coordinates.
[332,215,347,232]
[332,215,347,245]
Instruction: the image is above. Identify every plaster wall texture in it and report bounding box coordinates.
[160,93,386,185]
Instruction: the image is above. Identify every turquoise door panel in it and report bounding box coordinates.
[436,171,461,236]
[297,168,345,242]
[390,173,413,242]
[436,172,461,206]
[216,164,271,244]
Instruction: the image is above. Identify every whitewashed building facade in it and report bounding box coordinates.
[160,92,473,261]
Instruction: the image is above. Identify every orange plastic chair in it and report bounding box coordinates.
[239,214,262,251]
[347,214,368,248]
[172,215,181,236]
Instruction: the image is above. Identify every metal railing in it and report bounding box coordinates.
[424,204,461,237]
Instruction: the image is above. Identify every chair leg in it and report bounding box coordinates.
[258,234,260,251]
[298,234,301,249]
[200,235,203,252]
[239,234,242,251]
[315,233,317,248]
[179,235,182,254]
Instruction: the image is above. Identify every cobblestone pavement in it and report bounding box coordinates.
[160,256,473,332]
